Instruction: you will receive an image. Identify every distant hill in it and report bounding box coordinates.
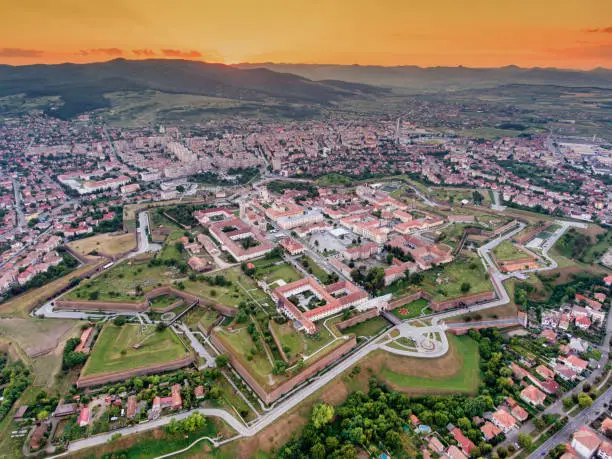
[234,63,612,91]
[0,59,389,119]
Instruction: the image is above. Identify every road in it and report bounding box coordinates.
[132,210,162,256]
[527,385,612,459]
[12,178,25,228]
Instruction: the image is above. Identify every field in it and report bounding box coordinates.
[387,254,493,302]
[392,298,431,320]
[215,327,277,387]
[376,334,480,394]
[149,294,181,310]
[300,256,329,283]
[340,316,390,337]
[183,267,271,309]
[81,324,189,377]
[430,187,491,205]
[493,240,529,261]
[269,319,340,359]
[253,261,302,285]
[64,261,180,302]
[68,233,136,258]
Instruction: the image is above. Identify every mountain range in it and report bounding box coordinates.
[235,63,612,91]
[0,59,610,119]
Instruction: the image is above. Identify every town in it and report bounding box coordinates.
[0,111,610,459]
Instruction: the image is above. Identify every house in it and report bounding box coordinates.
[560,355,589,374]
[187,256,210,272]
[171,384,182,410]
[29,423,47,451]
[446,445,468,459]
[555,363,579,382]
[410,414,421,426]
[491,408,518,433]
[571,427,601,459]
[602,418,612,436]
[511,405,529,422]
[559,313,571,330]
[428,436,445,454]
[575,315,592,330]
[604,275,612,287]
[599,441,612,459]
[450,427,475,455]
[150,396,161,420]
[570,337,589,354]
[194,385,205,400]
[53,402,78,417]
[541,329,557,343]
[510,362,529,380]
[126,396,138,418]
[279,237,305,256]
[77,406,90,427]
[13,406,28,422]
[481,422,502,441]
[536,364,555,380]
[520,385,546,407]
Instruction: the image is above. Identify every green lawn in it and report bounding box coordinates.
[215,327,275,386]
[269,319,339,357]
[270,321,304,357]
[300,256,329,283]
[391,299,431,320]
[183,267,271,309]
[493,240,529,261]
[341,316,390,337]
[149,294,180,310]
[157,229,189,262]
[254,261,302,285]
[381,334,480,393]
[81,324,189,377]
[64,261,180,302]
[386,255,494,302]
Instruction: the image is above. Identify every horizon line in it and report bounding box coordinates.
[0,57,610,72]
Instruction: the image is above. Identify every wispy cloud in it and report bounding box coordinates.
[132,49,156,56]
[0,48,44,58]
[161,49,202,58]
[584,26,612,34]
[79,48,124,56]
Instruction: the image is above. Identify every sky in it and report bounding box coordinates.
[1,0,611,69]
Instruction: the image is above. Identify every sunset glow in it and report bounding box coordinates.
[1,0,611,68]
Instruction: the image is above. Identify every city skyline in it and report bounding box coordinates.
[1,0,611,69]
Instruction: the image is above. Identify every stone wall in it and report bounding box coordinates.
[212,331,356,404]
[54,298,148,312]
[335,308,380,331]
[429,290,496,312]
[76,354,195,388]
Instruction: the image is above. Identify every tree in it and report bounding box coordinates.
[461,282,471,293]
[310,443,326,459]
[311,403,334,428]
[578,392,593,408]
[215,354,229,368]
[518,433,532,449]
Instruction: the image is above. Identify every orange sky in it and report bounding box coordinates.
[1,0,611,68]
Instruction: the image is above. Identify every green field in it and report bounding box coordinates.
[341,316,390,337]
[254,261,302,285]
[300,256,329,283]
[381,334,480,393]
[270,319,339,358]
[149,294,181,310]
[493,240,529,261]
[64,261,180,302]
[81,324,189,377]
[391,299,431,320]
[385,255,494,301]
[215,327,275,386]
[183,267,271,309]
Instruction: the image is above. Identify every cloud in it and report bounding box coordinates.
[584,26,612,34]
[161,49,202,58]
[132,49,156,56]
[0,48,44,58]
[79,48,124,56]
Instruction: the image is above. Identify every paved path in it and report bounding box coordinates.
[174,323,216,368]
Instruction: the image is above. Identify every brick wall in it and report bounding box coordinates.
[335,308,380,331]
[212,331,356,404]
[76,354,195,388]
[429,290,496,312]
[54,298,148,312]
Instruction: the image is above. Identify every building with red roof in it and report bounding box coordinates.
[450,427,475,455]
[491,408,518,433]
[521,384,546,407]
[481,422,502,441]
[77,406,90,427]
